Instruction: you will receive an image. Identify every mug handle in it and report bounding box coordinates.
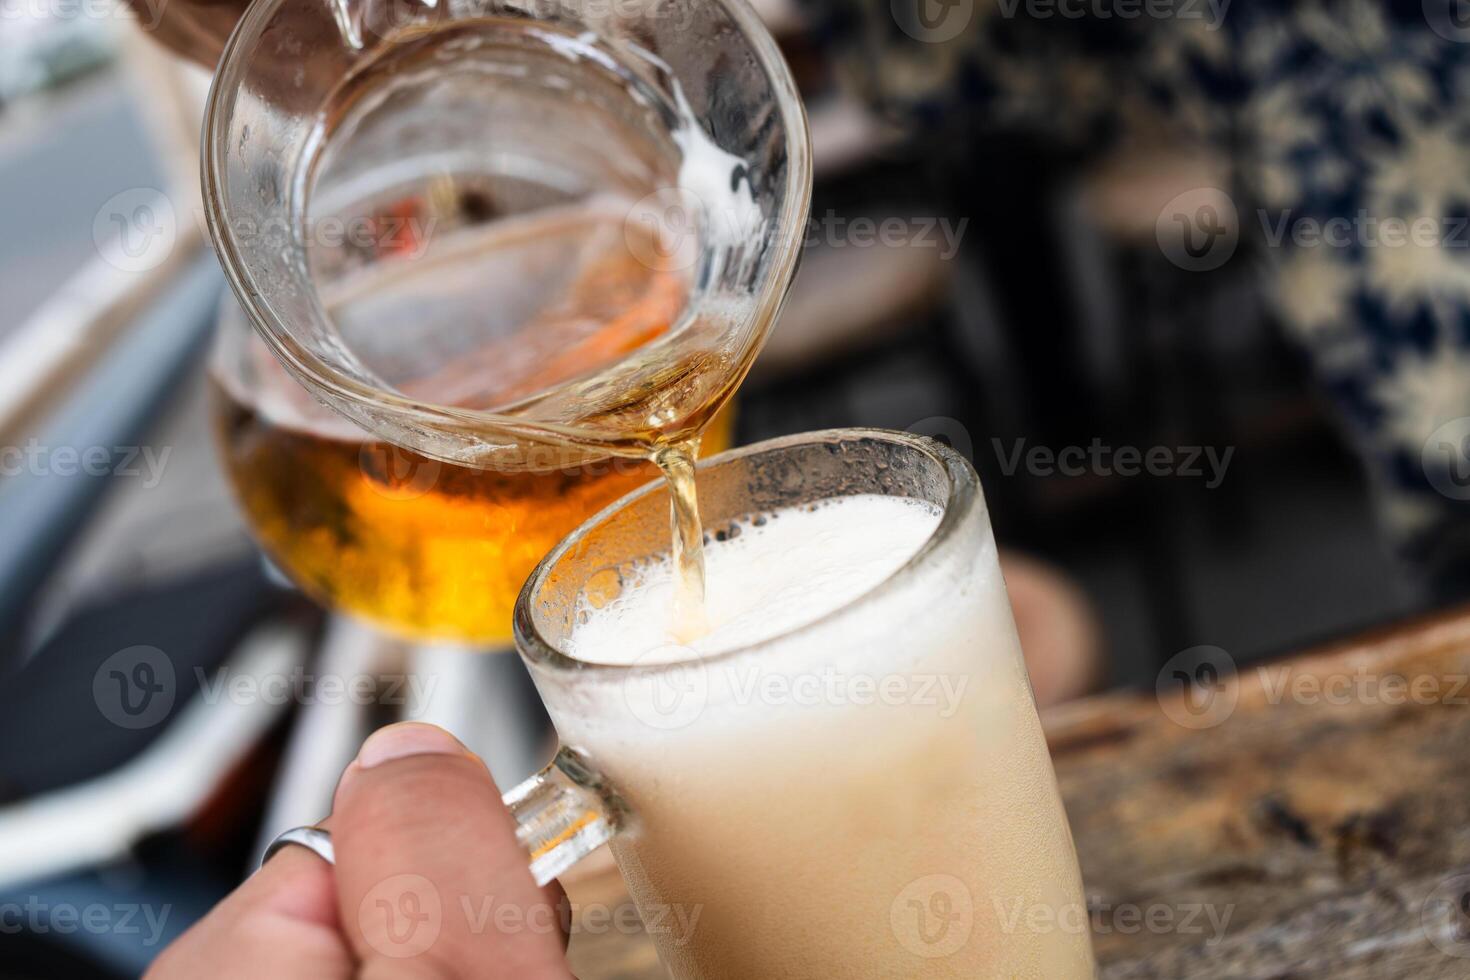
[261,746,622,886]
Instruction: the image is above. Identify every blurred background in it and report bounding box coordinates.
[1,0,1465,975]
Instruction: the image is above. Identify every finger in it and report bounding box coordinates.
[1000,551,1103,706]
[146,824,349,979]
[331,723,573,979]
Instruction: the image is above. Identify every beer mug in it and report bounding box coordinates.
[508,429,1096,977]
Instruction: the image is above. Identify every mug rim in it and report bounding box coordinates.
[512,428,978,676]
[200,0,813,447]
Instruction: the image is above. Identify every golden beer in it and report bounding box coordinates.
[211,376,732,646]
[211,204,734,645]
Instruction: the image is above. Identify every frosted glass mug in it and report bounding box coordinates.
[508,429,1097,979]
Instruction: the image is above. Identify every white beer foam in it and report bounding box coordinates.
[566,493,942,665]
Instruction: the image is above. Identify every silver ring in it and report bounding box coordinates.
[261,826,335,868]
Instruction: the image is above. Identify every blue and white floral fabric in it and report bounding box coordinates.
[805,0,1470,593]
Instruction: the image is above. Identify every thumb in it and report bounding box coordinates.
[331,723,572,980]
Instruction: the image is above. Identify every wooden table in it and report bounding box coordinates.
[562,608,1470,978]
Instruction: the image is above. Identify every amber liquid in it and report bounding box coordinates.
[214,202,736,645]
[654,442,709,642]
[213,381,731,645]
